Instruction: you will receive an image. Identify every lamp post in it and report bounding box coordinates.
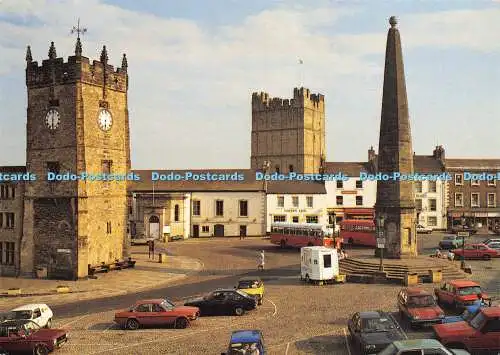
[377,215,385,272]
[262,161,271,236]
[461,213,467,269]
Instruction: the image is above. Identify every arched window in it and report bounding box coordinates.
[149,215,159,223]
[174,204,179,222]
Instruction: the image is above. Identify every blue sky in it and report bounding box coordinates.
[0,0,499,169]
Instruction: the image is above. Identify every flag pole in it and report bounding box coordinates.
[298,58,304,87]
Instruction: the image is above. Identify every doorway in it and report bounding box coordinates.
[214,224,224,237]
[149,215,160,239]
[193,224,200,238]
[239,225,247,237]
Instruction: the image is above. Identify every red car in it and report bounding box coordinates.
[434,280,489,310]
[433,306,500,353]
[452,243,498,260]
[114,298,199,330]
[0,319,68,354]
[397,287,445,327]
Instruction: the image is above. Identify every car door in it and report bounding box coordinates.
[150,303,170,326]
[134,303,153,325]
[210,291,226,315]
[469,317,500,351]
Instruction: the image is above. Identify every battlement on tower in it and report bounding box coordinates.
[26,50,128,93]
[251,87,324,111]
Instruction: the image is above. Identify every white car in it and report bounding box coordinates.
[10,303,53,328]
[416,224,432,234]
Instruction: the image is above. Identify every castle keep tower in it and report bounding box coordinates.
[21,33,131,279]
[251,87,325,174]
[375,17,417,258]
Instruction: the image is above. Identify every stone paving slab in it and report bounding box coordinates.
[0,244,203,309]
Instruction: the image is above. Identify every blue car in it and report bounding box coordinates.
[442,300,490,324]
[221,330,266,355]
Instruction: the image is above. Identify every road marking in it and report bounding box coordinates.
[265,297,277,317]
[285,342,290,355]
[343,328,352,355]
[102,323,115,333]
[59,314,90,328]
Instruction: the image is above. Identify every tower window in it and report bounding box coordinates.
[275,165,280,173]
[46,162,60,175]
[289,165,294,173]
[106,221,112,234]
[102,160,113,174]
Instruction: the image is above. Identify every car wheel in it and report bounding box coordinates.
[175,317,189,329]
[258,296,263,306]
[126,318,140,330]
[33,344,49,355]
[482,254,491,260]
[307,242,314,246]
[234,307,245,316]
[45,318,52,328]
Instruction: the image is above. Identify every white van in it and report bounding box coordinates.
[300,246,345,285]
[10,303,53,328]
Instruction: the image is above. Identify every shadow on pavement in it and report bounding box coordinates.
[294,334,349,355]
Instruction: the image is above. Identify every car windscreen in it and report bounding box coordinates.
[11,310,32,320]
[236,290,252,298]
[238,280,259,289]
[443,236,455,240]
[229,342,261,354]
[457,286,481,296]
[361,317,396,332]
[407,295,436,307]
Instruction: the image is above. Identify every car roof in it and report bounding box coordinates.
[358,311,388,319]
[213,289,238,292]
[230,330,262,343]
[481,307,500,317]
[393,339,444,350]
[238,276,262,282]
[135,299,166,305]
[448,280,480,287]
[405,287,432,296]
[11,304,49,311]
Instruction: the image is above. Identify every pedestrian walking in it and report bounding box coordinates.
[258,250,265,271]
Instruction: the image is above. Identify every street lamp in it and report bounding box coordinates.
[461,213,467,269]
[377,215,385,272]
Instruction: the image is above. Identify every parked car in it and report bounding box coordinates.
[439,235,465,250]
[397,287,445,328]
[484,241,500,251]
[184,289,257,316]
[114,298,199,330]
[434,280,489,310]
[378,339,470,355]
[236,276,264,305]
[221,330,266,355]
[452,243,498,260]
[442,300,491,324]
[483,238,500,245]
[416,224,432,234]
[433,307,500,353]
[0,319,68,354]
[347,311,406,354]
[10,304,53,328]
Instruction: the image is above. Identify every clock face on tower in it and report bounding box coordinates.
[98,109,113,131]
[45,108,60,130]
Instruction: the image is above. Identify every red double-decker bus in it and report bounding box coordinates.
[270,223,338,249]
[340,219,376,247]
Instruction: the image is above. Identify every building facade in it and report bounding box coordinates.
[250,87,325,174]
[324,146,448,231]
[266,181,328,232]
[445,158,500,231]
[129,170,266,239]
[0,167,26,276]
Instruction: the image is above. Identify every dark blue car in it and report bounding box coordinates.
[221,330,266,355]
[442,299,490,324]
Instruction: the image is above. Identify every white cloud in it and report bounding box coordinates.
[0,1,499,168]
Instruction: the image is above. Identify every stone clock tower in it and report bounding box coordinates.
[20,33,131,279]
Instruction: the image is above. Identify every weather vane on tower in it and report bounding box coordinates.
[71,18,87,56]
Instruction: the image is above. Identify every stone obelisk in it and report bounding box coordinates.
[375,16,417,258]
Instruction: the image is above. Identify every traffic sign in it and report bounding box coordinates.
[377,238,386,245]
[377,244,385,249]
[457,231,470,237]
